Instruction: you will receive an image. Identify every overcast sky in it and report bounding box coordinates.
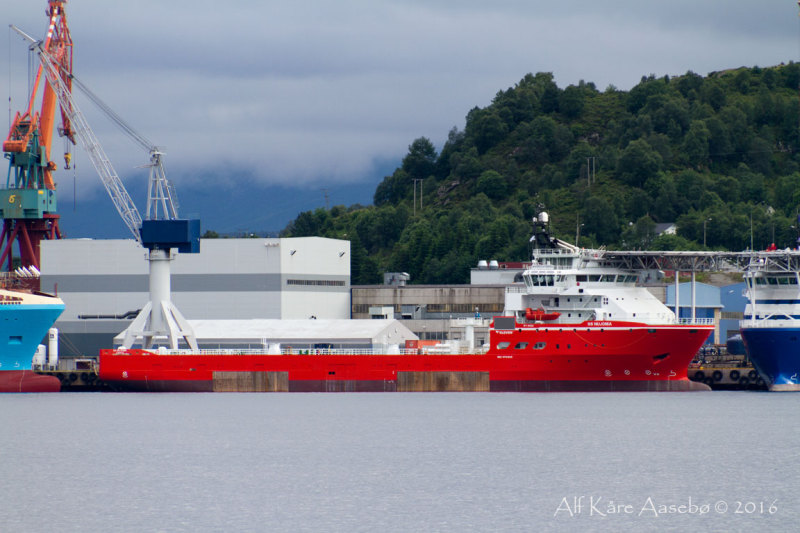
[2,0,799,199]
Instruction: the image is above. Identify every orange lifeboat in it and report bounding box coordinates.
[525,307,561,322]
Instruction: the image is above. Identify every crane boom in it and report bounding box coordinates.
[13,25,143,243]
[67,73,179,220]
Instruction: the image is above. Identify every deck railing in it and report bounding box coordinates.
[112,346,491,357]
[677,317,715,326]
[740,318,800,328]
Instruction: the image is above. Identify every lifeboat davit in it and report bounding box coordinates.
[525,307,561,322]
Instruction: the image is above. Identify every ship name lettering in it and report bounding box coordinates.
[588,321,611,326]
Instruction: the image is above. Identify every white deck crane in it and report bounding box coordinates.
[12,24,200,350]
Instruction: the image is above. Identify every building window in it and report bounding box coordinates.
[287,279,345,287]
[417,331,446,341]
[426,303,503,313]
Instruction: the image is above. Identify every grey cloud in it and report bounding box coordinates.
[2,0,797,196]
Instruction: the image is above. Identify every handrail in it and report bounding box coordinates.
[114,346,492,357]
[677,318,715,325]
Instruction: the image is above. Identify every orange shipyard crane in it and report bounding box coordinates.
[1,0,74,274]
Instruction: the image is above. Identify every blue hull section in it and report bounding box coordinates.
[740,327,800,390]
[0,303,65,372]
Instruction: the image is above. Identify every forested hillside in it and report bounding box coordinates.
[282,64,800,284]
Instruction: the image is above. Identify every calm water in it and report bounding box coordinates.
[1,391,797,533]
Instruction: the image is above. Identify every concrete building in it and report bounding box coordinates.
[665,282,724,344]
[40,236,350,356]
[469,261,528,285]
[352,284,504,344]
[719,282,748,344]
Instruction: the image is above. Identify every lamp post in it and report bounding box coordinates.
[703,217,711,248]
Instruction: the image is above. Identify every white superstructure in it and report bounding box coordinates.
[505,213,683,325]
[742,268,800,328]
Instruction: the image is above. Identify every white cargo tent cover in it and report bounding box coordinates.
[113,319,418,349]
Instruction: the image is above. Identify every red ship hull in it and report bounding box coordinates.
[98,321,713,392]
[0,370,61,393]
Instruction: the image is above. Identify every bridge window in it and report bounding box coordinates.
[525,274,555,287]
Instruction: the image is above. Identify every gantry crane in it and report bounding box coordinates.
[1,0,73,274]
[12,2,201,350]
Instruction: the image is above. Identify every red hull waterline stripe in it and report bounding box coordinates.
[109,378,709,393]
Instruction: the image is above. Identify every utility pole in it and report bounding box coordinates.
[412,178,423,215]
[586,156,596,185]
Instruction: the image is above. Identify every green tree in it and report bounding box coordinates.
[582,196,620,244]
[466,107,508,154]
[349,233,380,285]
[616,139,662,187]
[682,121,711,167]
[650,233,697,251]
[559,84,584,119]
[374,169,410,206]
[620,215,657,249]
[402,137,437,179]
[475,170,508,200]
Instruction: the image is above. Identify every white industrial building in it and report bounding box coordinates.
[40,236,350,357]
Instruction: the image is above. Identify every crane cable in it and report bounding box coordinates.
[67,73,156,154]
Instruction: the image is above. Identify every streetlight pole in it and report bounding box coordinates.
[703,217,711,248]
